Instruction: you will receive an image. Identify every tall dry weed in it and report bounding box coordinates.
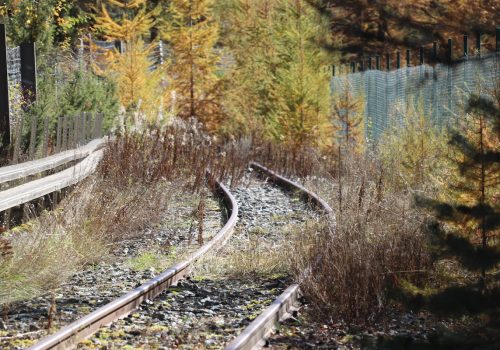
[293,153,430,323]
[1,121,250,313]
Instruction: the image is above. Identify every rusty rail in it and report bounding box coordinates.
[28,176,238,350]
[226,162,332,350]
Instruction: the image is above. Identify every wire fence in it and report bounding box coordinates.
[6,46,20,85]
[331,52,500,144]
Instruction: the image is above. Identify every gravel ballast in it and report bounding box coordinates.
[0,188,222,350]
[78,172,317,349]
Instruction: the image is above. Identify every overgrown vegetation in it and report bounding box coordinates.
[295,154,430,322]
[0,121,250,323]
[0,0,498,346]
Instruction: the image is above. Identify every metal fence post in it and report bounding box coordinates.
[28,115,37,160]
[406,49,411,67]
[396,50,401,69]
[496,27,500,52]
[386,53,390,71]
[20,42,37,104]
[463,35,468,58]
[476,32,481,56]
[419,46,424,65]
[376,55,380,70]
[0,23,10,152]
[447,38,453,63]
[42,117,49,156]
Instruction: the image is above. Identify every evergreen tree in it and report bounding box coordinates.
[163,0,223,133]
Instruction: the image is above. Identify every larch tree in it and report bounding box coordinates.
[270,0,333,151]
[220,0,282,138]
[93,0,162,121]
[331,85,365,154]
[163,0,223,133]
[405,89,500,325]
[378,100,448,190]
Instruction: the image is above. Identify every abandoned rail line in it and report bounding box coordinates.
[0,142,332,350]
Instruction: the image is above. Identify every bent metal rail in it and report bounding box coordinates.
[226,162,333,350]
[28,175,239,350]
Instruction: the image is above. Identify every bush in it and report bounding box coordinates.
[292,154,431,323]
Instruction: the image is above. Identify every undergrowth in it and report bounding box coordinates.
[294,153,431,324]
[0,121,250,321]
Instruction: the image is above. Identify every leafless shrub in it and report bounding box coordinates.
[292,153,431,323]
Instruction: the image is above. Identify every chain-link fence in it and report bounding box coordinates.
[6,45,22,135]
[331,52,500,144]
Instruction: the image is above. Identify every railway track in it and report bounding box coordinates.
[2,161,331,350]
[74,166,318,349]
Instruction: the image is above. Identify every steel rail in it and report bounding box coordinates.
[226,162,332,350]
[28,176,239,350]
[0,149,103,212]
[249,161,333,215]
[0,138,105,185]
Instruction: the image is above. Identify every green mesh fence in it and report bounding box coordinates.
[331,52,500,144]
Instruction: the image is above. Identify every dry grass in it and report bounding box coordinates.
[192,225,296,279]
[0,121,250,314]
[292,153,431,324]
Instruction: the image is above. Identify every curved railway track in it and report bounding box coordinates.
[25,176,238,350]
[20,162,330,350]
[225,163,333,350]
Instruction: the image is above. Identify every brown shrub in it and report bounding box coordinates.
[292,153,431,323]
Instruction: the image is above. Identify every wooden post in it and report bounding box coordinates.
[28,115,37,160]
[419,46,424,65]
[396,50,401,69]
[332,65,335,77]
[375,55,380,70]
[368,56,372,70]
[406,49,411,67]
[0,24,10,153]
[386,53,391,71]
[432,42,438,61]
